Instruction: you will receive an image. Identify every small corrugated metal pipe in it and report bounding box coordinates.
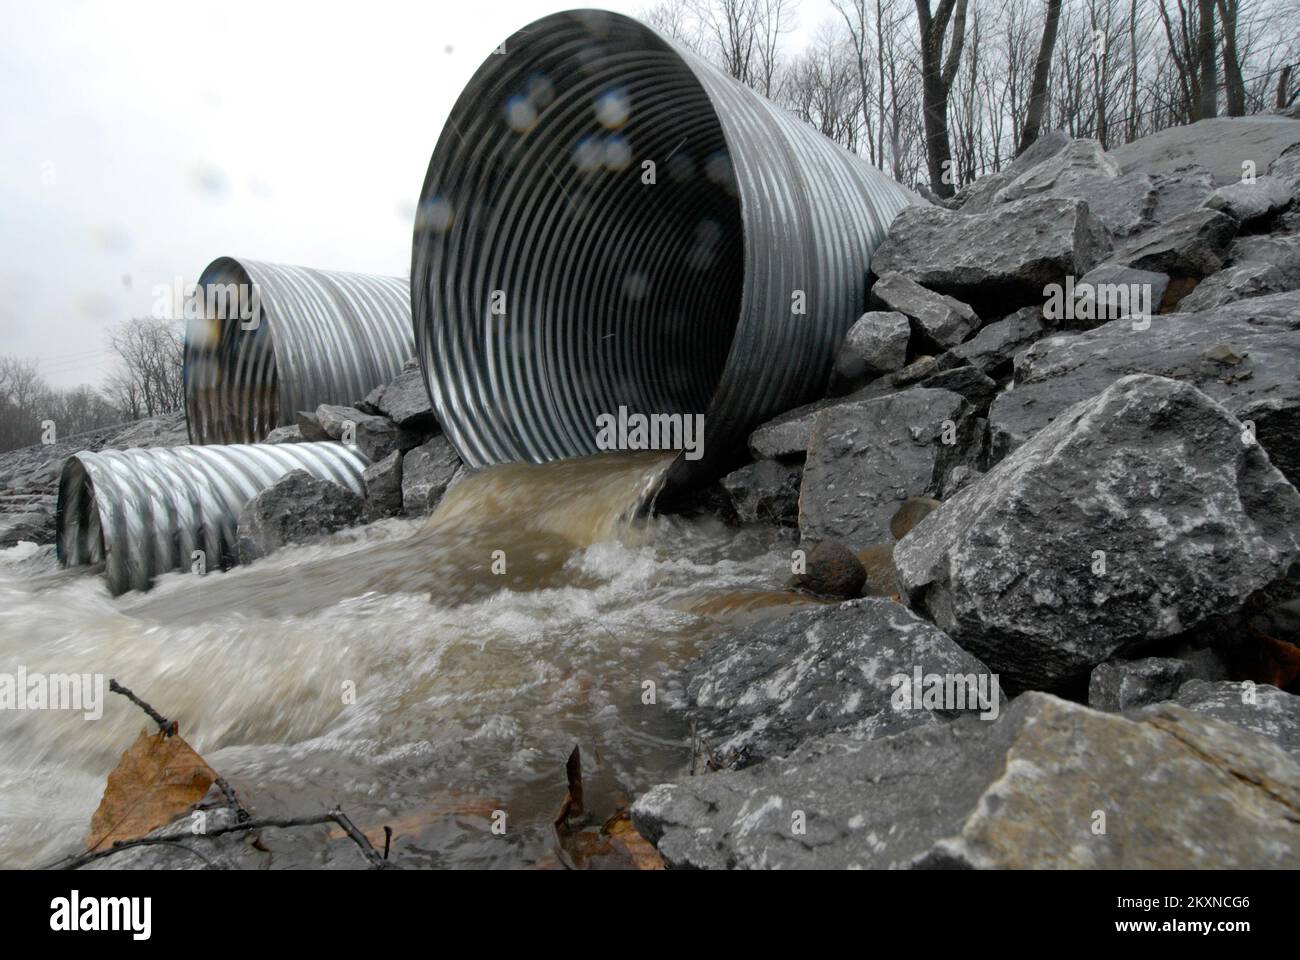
[184,258,413,444]
[56,442,368,595]
[411,9,917,491]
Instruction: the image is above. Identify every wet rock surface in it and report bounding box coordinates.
[679,598,994,770]
[896,375,1300,691]
[799,388,970,551]
[633,693,1300,869]
[236,469,367,563]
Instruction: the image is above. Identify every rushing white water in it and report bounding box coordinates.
[0,452,811,868]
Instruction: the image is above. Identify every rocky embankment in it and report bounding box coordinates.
[635,117,1300,868]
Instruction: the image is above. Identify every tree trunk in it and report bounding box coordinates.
[915,0,967,197]
[1196,0,1217,119]
[1018,0,1063,155]
[1215,0,1245,115]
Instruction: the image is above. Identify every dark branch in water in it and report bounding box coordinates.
[108,679,173,735]
[48,808,390,871]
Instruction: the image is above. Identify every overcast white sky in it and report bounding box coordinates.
[0,0,834,388]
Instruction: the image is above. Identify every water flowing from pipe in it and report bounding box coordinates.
[0,454,813,868]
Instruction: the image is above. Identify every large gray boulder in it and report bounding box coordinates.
[1148,167,1217,223]
[1176,680,1300,761]
[361,358,439,432]
[718,459,801,525]
[401,435,462,516]
[315,404,422,463]
[870,272,980,350]
[991,138,1119,204]
[955,130,1069,212]
[1269,143,1300,192]
[1175,261,1292,313]
[1205,176,1295,226]
[830,310,910,390]
[896,375,1300,692]
[799,388,971,551]
[871,197,1112,312]
[236,469,366,563]
[1110,208,1237,278]
[681,598,996,769]
[1227,233,1300,287]
[1108,116,1300,185]
[1076,263,1171,319]
[632,692,1300,869]
[987,292,1300,484]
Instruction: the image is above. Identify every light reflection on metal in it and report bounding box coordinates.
[184,257,412,445]
[412,9,917,490]
[56,441,368,595]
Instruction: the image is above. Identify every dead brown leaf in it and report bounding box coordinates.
[85,728,216,851]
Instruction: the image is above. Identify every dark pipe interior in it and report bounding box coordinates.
[413,12,746,468]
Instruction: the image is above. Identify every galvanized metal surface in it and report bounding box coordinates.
[411,8,917,489]
[184,258,413,444]
[56,441,368,595]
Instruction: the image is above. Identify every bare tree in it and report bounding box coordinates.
[105,318,185,419]
[1018,0,1063,152]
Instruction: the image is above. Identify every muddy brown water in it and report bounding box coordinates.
[0,452,814,868]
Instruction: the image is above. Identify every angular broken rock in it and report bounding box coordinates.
[1110,208,1237,278]
[362,450,404,518]
[870,197,1112,313]
[681,598,994,769]
[1204,176,1295,226]
[315,404,422,463]
[949,306,1045,377]
[896,374,1300,691]
[987,291,1300,484]
[918,364,998,411]
[1226,233,1300,288]
[799,388,971,552]
[718,459,801,525]
[1088,657,1190,712]
[1176,679,1300,761]
[991,138,1120,205]
[1076,263,1171,318]
[954,130,1069,212]
[236,469,367,564]
[632,692,1300,869]
[830,310,910,390]
[870,272,980,350]
[401,435,461,516]
[263,425,305,444]
[1175,260,1291,313]
[361,357,439,432]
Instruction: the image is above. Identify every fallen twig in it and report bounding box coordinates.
[49,808,389,871]
[108,679,172,735]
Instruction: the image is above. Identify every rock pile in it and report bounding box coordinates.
[655,118,1300,869]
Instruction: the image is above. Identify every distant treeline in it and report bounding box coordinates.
[0,318,183,453]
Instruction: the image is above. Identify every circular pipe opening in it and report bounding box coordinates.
[184,257,280,445]
[413,10,745,480]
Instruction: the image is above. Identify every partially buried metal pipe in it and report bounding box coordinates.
[412,9,917,491]
[56,442,368,595]
[184,258,413,444]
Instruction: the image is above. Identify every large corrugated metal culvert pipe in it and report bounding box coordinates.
[184,258,413,444]
[412,9,916,490]
[56,442,368,595]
